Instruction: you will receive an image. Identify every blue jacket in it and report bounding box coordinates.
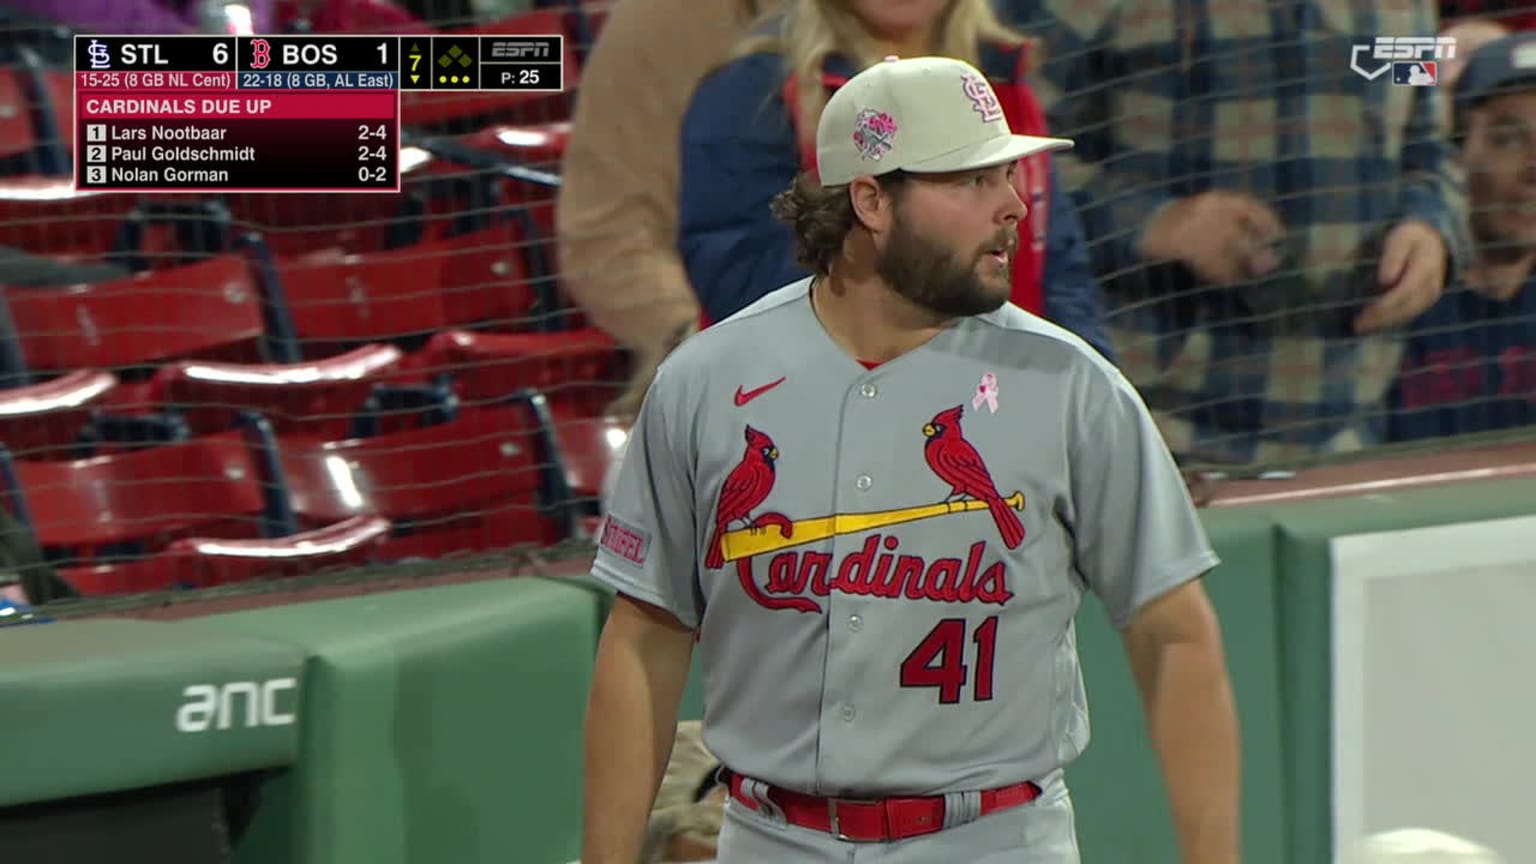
[1386,275,1536,442]
[677,45,1115,361]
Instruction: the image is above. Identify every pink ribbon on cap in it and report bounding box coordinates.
[973,372,999,413]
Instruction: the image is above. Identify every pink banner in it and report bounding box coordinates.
[78,92,395,120]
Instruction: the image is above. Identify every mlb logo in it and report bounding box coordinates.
[1392,61,1438,86]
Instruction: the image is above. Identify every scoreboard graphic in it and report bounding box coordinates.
[73,34,565,193]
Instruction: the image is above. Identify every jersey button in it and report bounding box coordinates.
[859,383,878,399]
[840,704,856,722]
[855,474,872,491]
[848,614,862,631]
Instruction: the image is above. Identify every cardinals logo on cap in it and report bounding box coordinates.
[852,108,898,161]
[961,72,1003,122]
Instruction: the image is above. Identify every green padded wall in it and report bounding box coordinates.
[1067,505,1288,864]
[211,577,600,864]
[1264,475,1536,864]
[0,618,304,807]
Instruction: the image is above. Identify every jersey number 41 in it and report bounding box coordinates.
[899,616,998,705]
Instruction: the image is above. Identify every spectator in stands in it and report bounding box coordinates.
[558,0,779,422]
[274,0,426,33]
[1440,18,1512,136]
[677,0,1115,361]
[10,0,275,33]
[1441,0,1536,33]
[1011,0,1473,464]
[1388,30,1536,441]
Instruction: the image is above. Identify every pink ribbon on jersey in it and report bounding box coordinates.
[973,372,999,413]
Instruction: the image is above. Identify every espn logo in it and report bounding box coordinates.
[486,38,555,60]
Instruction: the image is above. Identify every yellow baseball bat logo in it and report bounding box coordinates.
[717,492,1025,562]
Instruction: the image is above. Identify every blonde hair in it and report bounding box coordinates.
[735,0,1029,148]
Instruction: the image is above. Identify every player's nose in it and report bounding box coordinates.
[995,178,1026,225]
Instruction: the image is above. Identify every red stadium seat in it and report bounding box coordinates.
[422,327,621,412]
[436,220,539,328]
[2,428,381,593]
[156,343,403,438]
[159,513,391,588]
[3,253,279,416]
[0,369,116,458]
[3,254,409,434]
[223,188,427,256]
[279,405,565,559]
[231,204,399,255]
[5,253,267,374]
[459,122,571,168]
[548,408,627,503]
[272,246,450,347]
[39,69,72,156]
[0,179,145,257]
[0,69,39,161]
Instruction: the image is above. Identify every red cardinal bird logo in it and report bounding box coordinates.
[706,425,781,569]
[922,405,1026,549]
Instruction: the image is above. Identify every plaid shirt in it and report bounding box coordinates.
[1010,0,1473,464]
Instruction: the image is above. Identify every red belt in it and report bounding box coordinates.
[727,772,1041,843]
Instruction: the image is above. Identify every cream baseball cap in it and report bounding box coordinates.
[815,55,1074,187]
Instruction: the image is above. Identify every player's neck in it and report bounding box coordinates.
[810,269,949,364]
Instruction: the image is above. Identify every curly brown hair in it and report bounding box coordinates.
[770,170,909,274]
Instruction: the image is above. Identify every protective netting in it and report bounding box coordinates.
[0,1,1530,612]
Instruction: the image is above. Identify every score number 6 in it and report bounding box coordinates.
[213,42,229,65]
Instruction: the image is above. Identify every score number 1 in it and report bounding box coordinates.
[356,123,390,183]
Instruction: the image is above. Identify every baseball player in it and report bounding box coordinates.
[583,56,1239,863]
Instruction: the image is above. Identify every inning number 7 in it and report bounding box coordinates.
[899,616,998,704]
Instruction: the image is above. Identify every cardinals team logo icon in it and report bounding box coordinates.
[852,108,898,162]
[707,406,1025,614]
[921,406,1024,547]
[961,72,1003,123]
[705,426,790,570]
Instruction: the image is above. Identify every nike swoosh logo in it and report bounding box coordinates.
[734,377,786,407]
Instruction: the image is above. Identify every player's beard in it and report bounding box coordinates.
[876,209,1016,318]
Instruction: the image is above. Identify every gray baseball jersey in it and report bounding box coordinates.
[592,277,1218,798]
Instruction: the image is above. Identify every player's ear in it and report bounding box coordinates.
[848,176,893,234]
